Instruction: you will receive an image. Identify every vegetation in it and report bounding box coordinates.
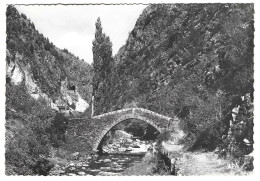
[5,5,92,175]
[6,5,93,102]
[5,3,254,175]
[93,4,254,156]
[6,82,69,175]
[92,17,114,115]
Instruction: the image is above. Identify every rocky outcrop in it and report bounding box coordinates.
[6,5,92,116]
[217,93,253,171]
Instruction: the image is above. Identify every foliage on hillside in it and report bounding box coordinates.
[6,5,93,101]
[94,4,254,155]
[6,82,69,175]
[5,5,92,175]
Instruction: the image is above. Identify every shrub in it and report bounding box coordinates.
[157,129,171,144]
[6,83,56,175]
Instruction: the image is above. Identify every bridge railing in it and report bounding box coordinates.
[92,107,172,121]
[92,108,133,119]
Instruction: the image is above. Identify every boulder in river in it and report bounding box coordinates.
[68,173,77,176]
[114,167,124,171]
[126,138,133,143]
[69,163,75,166]
[89,169,100,173]
[98,171,121,176]
[71,152,79,157]
[126,148,132,151]
[103,159,111,163]
[76,162,83,167]
[100,167,111,171]
[78,171,86,175]
[118,148,126,152]
[132,145,140,148]
[69,166,76,171]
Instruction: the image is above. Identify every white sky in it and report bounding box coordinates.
[16,5,147,64]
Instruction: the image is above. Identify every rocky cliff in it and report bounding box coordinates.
[6,5,93,115]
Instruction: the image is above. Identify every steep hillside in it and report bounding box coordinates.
[97,4,254,159]
[5,5,93,175]
[6,5,93,115]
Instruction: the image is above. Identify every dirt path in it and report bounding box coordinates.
[162,142,248,176]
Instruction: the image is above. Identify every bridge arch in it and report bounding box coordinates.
[93,114,163,151]
[67,108,174,152]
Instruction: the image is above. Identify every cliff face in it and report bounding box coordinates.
[102,4,254,156]
[113,4,254,109]
[6,6,93,115]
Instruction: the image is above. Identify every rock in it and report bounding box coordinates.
[132,145,140,148]
[86,156,92,160]
[114,167,124,171]
[82,167,86,170]
[89,169,100,173]
[126,138,133,143]
[68,173,77,176]
[78,171,86,175]
[115,130,133,138]
[243,138,250,144]
[58,170,65,174]
[69,163,75,166]
[100,167,111,171]
[82,164,89,167]
[118,148,126,152]
[242,155,254,171]
[49,169,65,175]
[69,166,76,171]
[76,162,83,167]
[98,171,121,176]
[54,164,61,168]
[71,152,79,157]
[125,148,132,151]
[103,159,111,163]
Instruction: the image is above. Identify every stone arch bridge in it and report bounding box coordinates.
[67,108,178,152]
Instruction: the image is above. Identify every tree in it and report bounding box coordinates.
[92,17,114,115]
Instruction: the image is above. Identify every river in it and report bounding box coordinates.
[49,144,150,176]
[49,135,155,176]
[63,154,144,176]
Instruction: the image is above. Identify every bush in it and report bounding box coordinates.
[5,83,57,175]
[47,113,69,148]
[157,130,171,144]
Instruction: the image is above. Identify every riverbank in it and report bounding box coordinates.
[176,151,251,176]
[162,141,253,176]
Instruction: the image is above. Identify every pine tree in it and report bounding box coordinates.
[92,17,114,115]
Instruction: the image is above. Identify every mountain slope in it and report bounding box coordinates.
[98,4,254,159]
[5,5,93,175]
[6,5,93,115]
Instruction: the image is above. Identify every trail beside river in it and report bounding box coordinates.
[162,142,251,176]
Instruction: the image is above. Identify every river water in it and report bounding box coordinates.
[62,154,144,176]
[49,139,154,176]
